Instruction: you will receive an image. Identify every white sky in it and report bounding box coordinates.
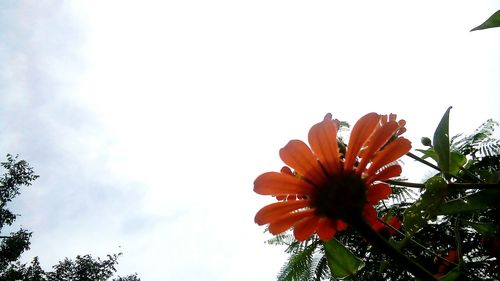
[1,1,499,280]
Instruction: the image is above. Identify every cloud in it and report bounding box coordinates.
[0,0,149,272]
[1,1,499,281]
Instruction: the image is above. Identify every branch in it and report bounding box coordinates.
[350,215,438,281]
[377,218,459,267]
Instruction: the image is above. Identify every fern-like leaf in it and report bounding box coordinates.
[266,233,296,247]
[312,255,329,281]
[277,240,320,281]
[452,119,500,158]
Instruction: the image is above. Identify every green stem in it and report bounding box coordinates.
[385,180,499,190]
[448,182,500,190]
[406,152,441,171]
[384,179,425,188]
[454,217,464,267]
[350,216,438,281]
[405,152,466,182]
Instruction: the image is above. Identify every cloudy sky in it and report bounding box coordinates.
[1,1,499,280]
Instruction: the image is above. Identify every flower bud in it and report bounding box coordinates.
[421,137,432,147]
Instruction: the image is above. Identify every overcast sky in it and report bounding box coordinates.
[1,1,499,280]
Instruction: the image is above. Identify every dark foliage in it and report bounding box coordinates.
[0,155,141,280]
[0,155,38,276]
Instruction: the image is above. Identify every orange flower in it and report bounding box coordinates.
[254,113,411,241]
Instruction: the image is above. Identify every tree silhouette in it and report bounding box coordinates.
[0,154,140,281]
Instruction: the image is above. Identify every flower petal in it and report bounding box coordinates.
[293,215,320,241]
[308,118,340,175]
[363,206,380,227]
[366,164,402,184]
[366,137,411,176]
[356,121,400,173]
[344,113,380,171]
[335,219,348,231]
[371,220,385,233]
[279,140,325,185]
[280,166,294,175]
[268,209,316,235]
[255,200,311,225]
[367,183,392,204]
[254,172,314,196]
[317,218,337,241]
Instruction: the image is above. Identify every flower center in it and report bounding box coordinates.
[311,171,367,224]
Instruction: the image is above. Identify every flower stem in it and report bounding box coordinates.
[350,216,438,281]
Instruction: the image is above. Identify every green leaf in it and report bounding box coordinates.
[415,148,438,161]
[471,10,500,31]
[417,148,465,177]
[433,107,452,179]
[461,220,498,236]
[437,189,500,215]
[403,176,448,236]
[439,266,462,281]
[449,151,466,176]
[323,239,364,279]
